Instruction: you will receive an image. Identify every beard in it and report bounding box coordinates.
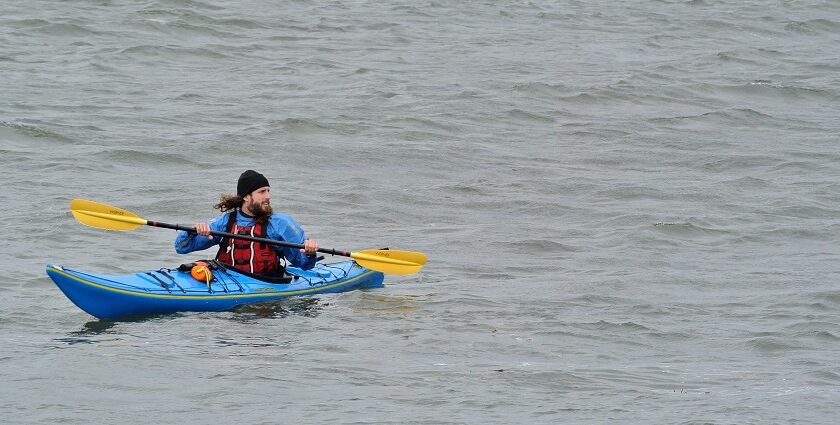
[247,199,273,222]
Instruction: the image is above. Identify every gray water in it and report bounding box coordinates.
[2,0,840,423]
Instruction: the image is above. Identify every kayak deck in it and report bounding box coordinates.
[46,260,384,319]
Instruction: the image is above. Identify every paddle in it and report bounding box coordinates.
[70,199,427,275]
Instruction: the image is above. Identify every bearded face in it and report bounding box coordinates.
[247,197,272,219]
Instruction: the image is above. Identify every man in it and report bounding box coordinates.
[175,170,319,274]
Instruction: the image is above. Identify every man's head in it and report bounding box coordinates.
[237,170,272,218]
[237,170,269,197]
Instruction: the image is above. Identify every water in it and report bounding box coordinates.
[2,0,840,423]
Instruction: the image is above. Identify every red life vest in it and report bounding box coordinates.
[215,211,281,275]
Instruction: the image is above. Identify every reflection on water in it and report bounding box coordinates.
[350,293,431,313]
[54,320,119,345]
[78,319,119,335]
[54,313,178,345]
[54,298,325,346]
[231,297,324,320]
[54,299,325,345]
[56,298,329,345]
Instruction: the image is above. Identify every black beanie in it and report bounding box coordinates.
[237,170,270,197]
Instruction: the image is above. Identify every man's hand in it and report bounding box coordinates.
[301,239,319,256]
[194,223,211,236]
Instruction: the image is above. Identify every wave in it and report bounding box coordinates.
[651,221,731,237]
[723,81,835,101]
[746,336,802,353]
[0,121,79,144]
[90,148,192,166]
[512,82,575,97]
[785,19,840,35]
[118,45,231,60]
[648,108,780,129]
[509,239,577,253]
[7,19,103,37]
[268,117,355,135]
[146,0,223,11]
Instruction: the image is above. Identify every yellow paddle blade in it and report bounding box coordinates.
[351,249,428,275]
[357,249,428,266]
[70,199,148,231]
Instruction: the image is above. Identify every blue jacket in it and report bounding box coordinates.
[174,210,317,270]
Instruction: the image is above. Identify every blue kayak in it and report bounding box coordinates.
[46,260,384,319]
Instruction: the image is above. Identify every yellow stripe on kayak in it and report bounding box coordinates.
[48,266,377,300]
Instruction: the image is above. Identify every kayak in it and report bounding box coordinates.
[46,260,384,319]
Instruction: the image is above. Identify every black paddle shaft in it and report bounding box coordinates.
[148,220,351,257]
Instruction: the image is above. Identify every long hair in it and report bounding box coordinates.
[214,193,271,224]
[214,194,243,212]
